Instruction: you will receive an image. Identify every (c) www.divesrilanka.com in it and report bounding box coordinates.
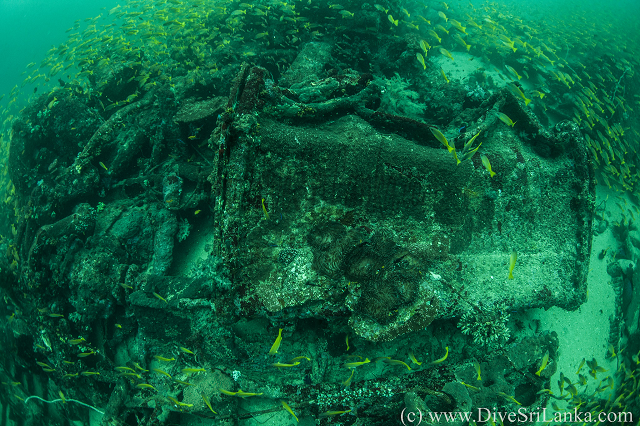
[400,408,635,425]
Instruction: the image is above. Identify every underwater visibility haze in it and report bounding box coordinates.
[0,0,639,425]
[0,0,120,103]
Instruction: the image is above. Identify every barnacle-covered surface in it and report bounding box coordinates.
[1,0,634,424]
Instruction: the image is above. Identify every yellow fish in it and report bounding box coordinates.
[201,393,217,414]
[271,362,300,368]
[320,409,352,417]
[460,381,480,391]
[288,356,311,363]
[505,65,522,80]
[153,355,175,362]
[428,30,441,43]
[430,128,454,153]
[181,368,206,374]
[436,24,449,34]
[383,358,411,370]
[430,346,449,364]
[419,40,430,53]
[374,4,388,13]
[152,368,172,378]
[481,155,496,178]
[416,53,426,70]
[461,131,481,154]
[409,350,422,366]
[438,11,448,21]
[344,358,370,368]
[440,69,449,83]
[497,112,516,127]
[498,391,522,405]
[152,292,168,304]
[166,396,193,408]
[508,250,517,279]
[136,383,157,391]
[281,401,298,422]
[454,34,471,51]
[534,90,545,99]
[219,388,263,398]
[342,368,355,387]
[440,48,454,61]
[268,328,283,355]
[507,83,532,106]
[449,19,467,34]
[535,350,549,376]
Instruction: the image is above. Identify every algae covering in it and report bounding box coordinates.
[218,63,594,346]
[2,0,639,425]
